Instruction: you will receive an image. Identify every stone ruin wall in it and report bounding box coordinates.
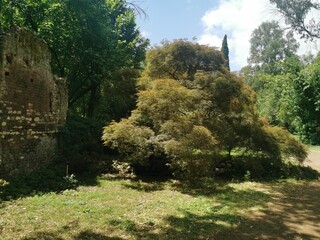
[0,29,68,177]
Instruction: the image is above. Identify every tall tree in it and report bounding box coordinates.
[103,40,307,179]
[270,0,320,40]
[294,54,320,144]
[0,0,149,120]
[248,21,299,74]
[221,34,230,70]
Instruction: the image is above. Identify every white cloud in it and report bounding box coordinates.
[198,34,222,48]
[141,30,151,39]
[297,7,320,57]
[198,0,272,70]
[198,0,320,71]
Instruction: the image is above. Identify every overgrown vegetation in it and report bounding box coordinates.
[270,0,320,40]
[1,0,317,180]
[102,40,308,180]
[0,0,149,165]
[0,163,79,201]
[0,1,320,238]
[242,21,320,145]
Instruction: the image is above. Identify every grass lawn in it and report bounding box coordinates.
[1,174,319,240]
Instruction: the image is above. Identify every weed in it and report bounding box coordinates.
[63,174,78,188]
[0,163,78,201]
[244,170,251,181]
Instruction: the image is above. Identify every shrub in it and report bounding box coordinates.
[164,126,219,179]
[281,162,320,180]
[102,40,309,180]
[264,126,307,163]
[0,163,77,201]
[102,119,155,166]
[223,154,283,180]
[60,113,105,173]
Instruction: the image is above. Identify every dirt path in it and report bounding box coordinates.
[215,151,320,240]
[305,149,320,171]
[215,181,320,240]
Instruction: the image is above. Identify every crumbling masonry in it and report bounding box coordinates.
[0,29,68,177]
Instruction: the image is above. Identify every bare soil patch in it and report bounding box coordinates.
[216,150,320,240]
[305,149,320,171]
[215,181,320,240]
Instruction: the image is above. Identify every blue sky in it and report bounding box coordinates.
[136,0,320,71]
[136,0,218,44]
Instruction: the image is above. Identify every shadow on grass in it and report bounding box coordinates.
[8,177,320,239]
[114,183,271,239]
[1,153,318,203]
[121,180,165,192]
[21,232,65,240]
[104,210,248,240]
[120,177,233,196]
[171,179,233,197]
[111,179,320,239]
[21,230,124,240]
[120,177,270,205]
[0,162,99,202]
[16,180,272,240]
[74,230,124,240]
[155,211,245,239]
[281,164,320,180]
[106,182,320,240]
[213,181,320,240]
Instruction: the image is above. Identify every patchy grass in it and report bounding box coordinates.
[0,176,269,240]
[0,175,319,240]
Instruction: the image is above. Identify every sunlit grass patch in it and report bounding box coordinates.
[0,177,278,240]
[2,175,318,239]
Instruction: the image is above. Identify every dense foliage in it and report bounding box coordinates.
[144,39,226,80]
[248,21,299,74]
[270,0,320,40]
[221,34,230,70]
[0,0,148,120]
[103,40,307,179]
[0,0,149,165]
[0,1,315,179]
[243,20,320,144]
[242,36,320,144]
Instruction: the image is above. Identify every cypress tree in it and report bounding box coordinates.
[221,34,230,70]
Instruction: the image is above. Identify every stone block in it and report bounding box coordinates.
[0,29,68,178]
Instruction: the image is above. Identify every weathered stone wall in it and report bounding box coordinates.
[0,29,68,177]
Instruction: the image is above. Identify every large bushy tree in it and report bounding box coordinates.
[103,40,306,179]
[144,40,226,81]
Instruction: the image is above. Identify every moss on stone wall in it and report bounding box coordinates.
[0,29,68,178]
